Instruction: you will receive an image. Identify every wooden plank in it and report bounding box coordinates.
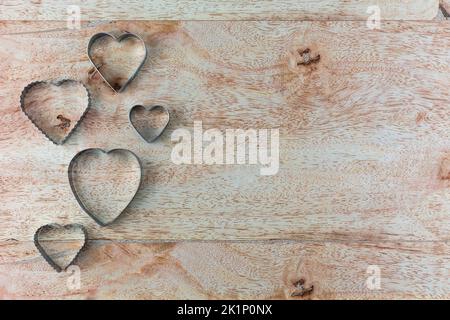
[0,21,450,242]
[0,0,440,21]
[0,241,448,299]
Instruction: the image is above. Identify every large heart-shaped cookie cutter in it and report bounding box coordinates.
[20,79,91,145]
[87,32,147,93]
[34,223,88,273]
[129,105,170,143]
[68,148,143,226]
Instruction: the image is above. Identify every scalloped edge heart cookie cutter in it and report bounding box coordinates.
[20,79,91,145]
[68,148,143,226]
[129,105,170,143]
[87,32,147,93]
[34,223,88,273]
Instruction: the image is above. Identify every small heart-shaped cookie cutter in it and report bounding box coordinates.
[68,148,143,226]
[19,79,91,145]
[129,105,170,143]
[34,223,88,273]
[87,32,147,93]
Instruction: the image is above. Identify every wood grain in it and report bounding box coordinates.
[0,241,448,299]
[0,21,449,242]
[0,0,440,21]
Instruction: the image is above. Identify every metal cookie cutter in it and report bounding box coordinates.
[34,223,88,273]
[68,148,143,226]
[20,79,91,145]
[87,32,147,93]
[129,105,170,143]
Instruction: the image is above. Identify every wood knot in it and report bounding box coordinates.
[88,66,102,81]
[297,48,320,66]
[415,111,428,124]
[291,278,314,297]
[439,156,450,181]
[56,115,71,131]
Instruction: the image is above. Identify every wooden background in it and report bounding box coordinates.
[0,1,449,299]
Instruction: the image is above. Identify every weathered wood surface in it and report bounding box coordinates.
[0,0,440,21]
[0,21,450,242]
[0,241,448,299]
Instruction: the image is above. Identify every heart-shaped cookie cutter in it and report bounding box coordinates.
[34,223,88,273]
[87,32,147,93]
[20,79,91,145]
[129,105,170,143]
[68,148,143,226]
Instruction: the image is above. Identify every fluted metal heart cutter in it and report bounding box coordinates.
[20,79,91,145]
[34,223,88,273]
[87,32,147,93]
[129,105,170,143]
[68,148,143,226]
